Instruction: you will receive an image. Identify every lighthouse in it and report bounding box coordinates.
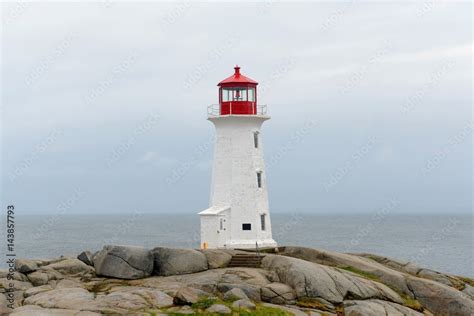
[199,66,277,249]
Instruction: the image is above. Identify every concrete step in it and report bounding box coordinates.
[227,254,264,268]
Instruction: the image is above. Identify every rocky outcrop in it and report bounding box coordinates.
[261,282,296,304]
[280,246,413,297]
[206,303,232,314]
[0,270,29,282]
[0,279,33,291]
[27,267,63,286]
[223,287,249,301]
[357,253,467,290]
[46,259,94,277]
[0,294,9,315]
[263,302,314,316]
[232,299,256,310]
[343,299,424,316]
[15,259,38,274]
[152,247,208,276]
[5,245,472,315]
[23,287,94,310]
[406,276,474,315]
[200,249,233,269]
[173,287,202,305]
[10,305,101,316]
[216,268,270,301]
[262,254,403,304]
[462,284,474,300]
[93,245,153,279]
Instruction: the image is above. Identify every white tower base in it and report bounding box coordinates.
[199,115,277,250]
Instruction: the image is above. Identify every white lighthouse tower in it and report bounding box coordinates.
[199,66,277,249]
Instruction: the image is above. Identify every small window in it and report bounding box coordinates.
[260,214,266,231]
[253,131,259,148]
[219,218,224,230]
[242,223,251,231]
[257,171,262,188]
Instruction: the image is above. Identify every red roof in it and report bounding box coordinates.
[218,65,258,86]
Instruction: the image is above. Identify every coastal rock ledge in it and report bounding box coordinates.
[1,245,472,315]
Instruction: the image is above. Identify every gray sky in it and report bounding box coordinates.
[1,1,472,215]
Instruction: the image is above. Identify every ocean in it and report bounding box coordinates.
[2,213,472,277]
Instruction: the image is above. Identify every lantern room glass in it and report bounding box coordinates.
[222,87,255,102]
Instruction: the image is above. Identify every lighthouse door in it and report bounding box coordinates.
[217,215,227,247]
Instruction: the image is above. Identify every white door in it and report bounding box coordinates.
[217,215,227,247]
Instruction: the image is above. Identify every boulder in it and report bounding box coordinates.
[343,299,424,316]
[93,245,153,279]
[0,269,29,281]
[223,287,249,301]
[232,299,256,310]
[173,287,201,305]
[15,259,38,273]
[206,304,232,314]
[77,251,94,267]
[406,276,474,316]
[217,267,270,301]
[27,267,63,286]
[35,257,69,267]
[261,282,296,304]
[152,247,208,276]
[200,249,233,269]
[262,254,402,304]
[46,259,94,277]
[218,283,261,302]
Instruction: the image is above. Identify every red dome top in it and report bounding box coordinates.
[218,65,258,86]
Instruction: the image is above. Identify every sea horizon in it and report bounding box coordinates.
[3,213,472,277]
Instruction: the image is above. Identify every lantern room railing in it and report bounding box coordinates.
[207,104,267,116]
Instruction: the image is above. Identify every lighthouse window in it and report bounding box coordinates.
[222,88,231,102]
[253,132,259,148]
[236,88,247,101]
[257,171,262,188]
[222,88,250,101]
[248,88,255,101]
[260,214,266,231]
[242,223,251,231]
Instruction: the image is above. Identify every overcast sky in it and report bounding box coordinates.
[1,1,472,215]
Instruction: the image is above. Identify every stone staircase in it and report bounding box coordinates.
[227,253,264,268]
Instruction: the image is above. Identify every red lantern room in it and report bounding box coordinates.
[217,65,258,115]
